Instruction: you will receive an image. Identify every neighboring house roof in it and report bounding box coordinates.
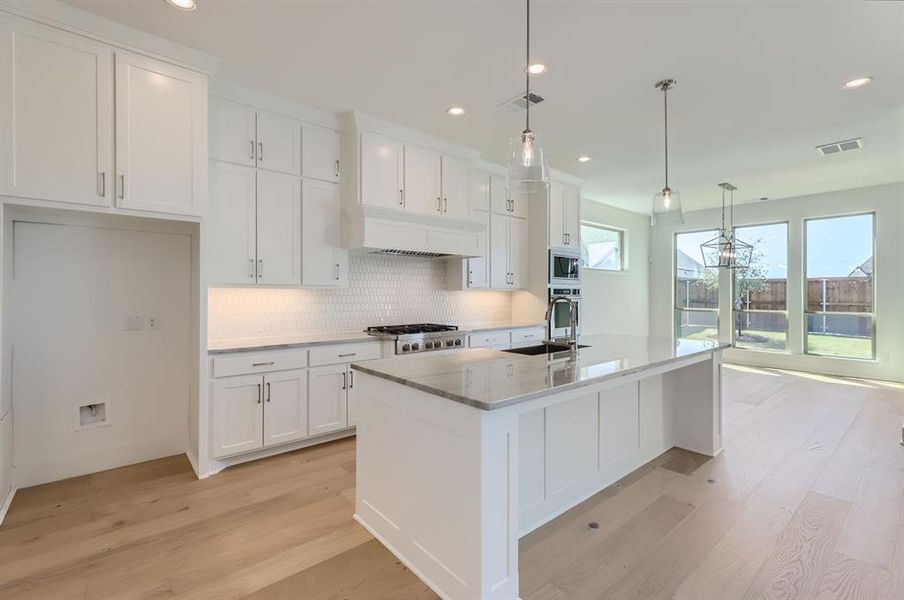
[848,256,873,277]
[677,249,707,279]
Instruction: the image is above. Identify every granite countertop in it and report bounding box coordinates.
[351,334,730,411]
[206,322,546,354]
[208,331,376,354]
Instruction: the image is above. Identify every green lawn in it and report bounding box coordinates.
[680,327,873,359]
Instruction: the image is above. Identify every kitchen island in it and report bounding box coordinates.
[350,334,728,600]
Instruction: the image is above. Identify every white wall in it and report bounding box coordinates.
[5,218,193,487]
[208,253,513,342]
[649,182,904,382]
[580,201,651,336]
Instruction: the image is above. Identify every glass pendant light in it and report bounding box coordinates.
[506,0,550,196]
[701,183,753,269]
[651,79,684,225]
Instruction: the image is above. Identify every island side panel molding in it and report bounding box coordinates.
[662,351,724,456]
[353,372,520,600]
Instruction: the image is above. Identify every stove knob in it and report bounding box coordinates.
[446,339,455,347]
[411,343,420,351]
[402,343,411,352]
[425,341,434,350]
[454,338,463,346]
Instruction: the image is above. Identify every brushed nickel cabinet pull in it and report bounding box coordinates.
[443,197,448,213]
[349,371,354,389]
[338,353,357,358]
[250,140,255,160]
[258,142,263,161]
[97,172,105,197]
[334,159,340,178]
[335,263,340,281]
[258,259,263,278]
[257,383,262,404]
[118,174,125,199]
[398,189,404,206]
[249,258,255,279]
[342,371,347,390]
[252,361,275,367]
[437,196,442,213]
[266,382,271,402]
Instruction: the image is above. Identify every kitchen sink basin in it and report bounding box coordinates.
[502,342,590,356]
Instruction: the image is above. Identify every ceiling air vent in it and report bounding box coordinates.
[496,91,545,113]
[816,137,863,156]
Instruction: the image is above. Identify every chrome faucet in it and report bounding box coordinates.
[545,295,578,349]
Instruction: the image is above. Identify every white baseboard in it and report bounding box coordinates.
[0,486,17,526]
[207,429,356,476]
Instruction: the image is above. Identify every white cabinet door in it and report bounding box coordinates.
[256,170,301,285]
[489,212,510,289]
[469,169,490,213]
[212,374,263,458]
[209,162,256,285]
[263,369,308,447]
[441,155,469,219]
[114,50,205,216]
[308,364,348,435]
[510,189,529,219]
[563,184,581,247]
[548,182,567,249]
[466,211,490,288]
[360,132,404,210]
[209,96,255,167]
[510,216,527,289]
[490,174,509,214]
[302,123,340,183]
[302,179,347,286]
[0,15,114,206]
[404,143,442,216]
[255,110,300,175]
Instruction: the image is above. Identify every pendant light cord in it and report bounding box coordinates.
[663,84,669,189]
[525,0,530,132]
[721,187,726,230]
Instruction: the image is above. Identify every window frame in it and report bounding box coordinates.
[730,220,790,354]
[673,228,720,343]
[802,211,877,361]
[579,220,626,272]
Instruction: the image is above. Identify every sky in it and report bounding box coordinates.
[676,214,873,279]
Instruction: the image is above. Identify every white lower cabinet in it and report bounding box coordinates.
[263,369,309,447]
[212,373,264,458]
[308,364,350,435]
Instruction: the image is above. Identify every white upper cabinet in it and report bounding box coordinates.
[209,161,256,285]
[440,155,469,219]
[209,97,256,167]
[490,174,508,214]
[114,50,206,216]
[467,211,490,288]
[510,216,527,288]
[302,179,347,287]
[263,369,309,448]
[302,123,340,183]
[255,170,301,285]
[549,182,580,249]
[404,143,442,216]
[469,169,491,213]
[360,132,404,210]
[0,15,114,206]
[255,110,300,175]
[489,212,527,290]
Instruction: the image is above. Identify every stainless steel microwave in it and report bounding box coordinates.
[549,249,581,285]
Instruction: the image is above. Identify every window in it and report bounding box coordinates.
[580,222,623,270]
[805,214,875,360]
[732,223,788,352]
[675,230,719,342]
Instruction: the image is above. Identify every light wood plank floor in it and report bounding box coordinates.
[1,365,902,600]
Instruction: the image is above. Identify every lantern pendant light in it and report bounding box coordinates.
[505,0,550,196]
[701,183,754,269]
[651,79,684,225]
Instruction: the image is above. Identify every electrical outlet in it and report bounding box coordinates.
[123,315,143,331]
[146,316,159,330]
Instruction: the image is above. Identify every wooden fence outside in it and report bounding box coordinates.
[678,276,873,314]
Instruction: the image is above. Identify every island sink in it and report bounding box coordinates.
[502,342,590,356]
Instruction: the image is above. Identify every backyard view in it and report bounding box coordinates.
[675,214,874,359]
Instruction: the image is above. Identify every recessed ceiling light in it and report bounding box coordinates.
[842,76,873,89]
[576,155,591,163]
[166,0,197,11]
[446,106,466,117]
[527,63,547,76]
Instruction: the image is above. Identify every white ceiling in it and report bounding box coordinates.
[65,0,904,214]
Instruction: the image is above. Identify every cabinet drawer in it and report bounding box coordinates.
[511,328,545,345]
[212,349,308,378]
[469,332,510,348]
[308,342,382,366]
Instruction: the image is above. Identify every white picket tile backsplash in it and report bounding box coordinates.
[208,254,512,341]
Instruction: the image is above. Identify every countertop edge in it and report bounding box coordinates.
[208,334,378,354]
[350,343,729,411]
